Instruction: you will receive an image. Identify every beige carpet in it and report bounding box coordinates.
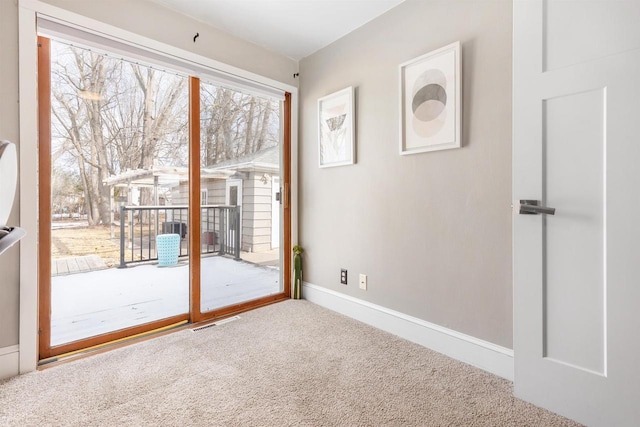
[0,300,580,426]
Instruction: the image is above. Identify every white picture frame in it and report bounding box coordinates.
[318,86,355,168]
[399,41,461,155]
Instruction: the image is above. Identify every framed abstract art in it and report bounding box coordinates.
[399,41,461,155]
[318,86,355,168]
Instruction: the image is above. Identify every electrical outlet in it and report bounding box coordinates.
[340,269,348,285]
[359,274,367,290]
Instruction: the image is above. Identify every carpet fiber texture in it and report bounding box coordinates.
[0,300,580,426]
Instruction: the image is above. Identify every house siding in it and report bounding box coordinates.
[241,172,275,253]
[167,175,276,253]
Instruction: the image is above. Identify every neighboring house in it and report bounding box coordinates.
[170,146,281,253]
[102,146,280,254]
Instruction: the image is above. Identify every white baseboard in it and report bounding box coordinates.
[303,282,514,381]
[0,345,20,380]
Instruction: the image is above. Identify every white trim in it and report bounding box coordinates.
[303,282,514,381]
[18,5,39,375]
[0,345,20,380]
[17,0,300,373]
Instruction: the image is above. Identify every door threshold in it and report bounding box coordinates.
[38,319,189,369]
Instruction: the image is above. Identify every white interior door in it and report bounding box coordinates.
[271,177,280,249]
[513,1,640,426]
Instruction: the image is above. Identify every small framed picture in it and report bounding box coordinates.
[399,41,461,155]
[318,86,355,168]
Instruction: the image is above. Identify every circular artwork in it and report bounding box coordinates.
[411,68,447,138]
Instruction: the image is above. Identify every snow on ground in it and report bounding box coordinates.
[51,256,280,346]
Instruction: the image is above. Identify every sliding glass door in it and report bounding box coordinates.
[40,37,191,357]
[38,32,291,361]
[198,80,283,314]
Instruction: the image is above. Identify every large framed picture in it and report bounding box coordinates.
[399,41,461,155]
[318,86,355,168]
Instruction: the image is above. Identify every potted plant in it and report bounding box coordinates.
[292,245,304,299]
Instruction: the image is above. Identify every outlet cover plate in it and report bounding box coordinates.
[340,269,347,285]
[359,274,367,290]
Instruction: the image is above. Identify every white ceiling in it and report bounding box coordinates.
[151,0,405,60]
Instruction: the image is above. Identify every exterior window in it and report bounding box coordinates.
[229,186,238,206]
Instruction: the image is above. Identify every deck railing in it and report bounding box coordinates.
[118,205,241,268]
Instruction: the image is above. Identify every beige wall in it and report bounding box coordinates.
[0,0,296,351]
[0,0,21,349]
[298,0,513,347]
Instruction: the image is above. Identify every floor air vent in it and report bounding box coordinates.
[192,316,240,332]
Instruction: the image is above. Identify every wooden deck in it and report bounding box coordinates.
[51,255,108,276]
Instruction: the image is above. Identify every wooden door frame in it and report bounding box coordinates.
[38,45,291,359]
[37,36,52,358]
[190,83,292,323]
[37,37,190,360]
